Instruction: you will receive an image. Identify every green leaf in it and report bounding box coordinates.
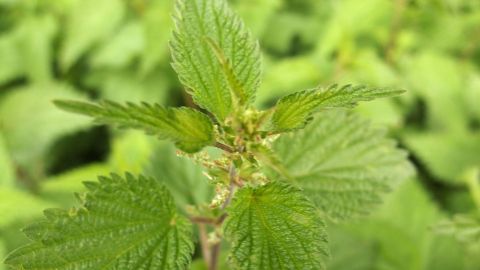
[140,0,174,75]
[224,182,329,270]
[4,173,194,270]
[436,214,480,244]
[271,110,413,221]
[0,240,6,270]
[108,131,156,174]
[269,84,404,132]
[0,29,23,84]
[16,14,57,83]
[0,187,55,228]
[232,0,281,36]
[171,0,261,120]
[256,56,321,106]
[88,69,170,104]
[403,51,467,131]
[0,132,15,187]
[144,143,213,210]
[404,131,480,183]
[40,163,111,205]
[54,100,215,153]
[60,0,125,70]
[0,84,90,168]
[327,178,480,270]
[327,179,442,270]
[90,22,143,69]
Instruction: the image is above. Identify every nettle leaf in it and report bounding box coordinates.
[269,84,404,132]
[404,131,480,183]
[224,182,329,270]
[272,110,413,221]
[54,100,215,153]
[4,173,194,270]
[171,0,261,121]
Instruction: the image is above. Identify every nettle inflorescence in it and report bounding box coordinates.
[4,0,412,269]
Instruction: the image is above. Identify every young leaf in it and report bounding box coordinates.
[271,110,413,221]
[171,0,261,120]
[269,84,404,132]
[4,173,194,270]
[54,100,215,153]
[224,182,329,270]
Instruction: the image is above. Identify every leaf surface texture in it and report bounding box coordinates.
[5,173,194,270]
[171,0,261,120]
[272,110,413,220]
[224,182,329,270]
[55,100,214,153]
[270,84,404,131]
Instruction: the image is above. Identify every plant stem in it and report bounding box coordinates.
[210,240,221,270]
[204,164,238,269]
[215,142,235,153]
[198,224,212,269]
[221,165,237,210]
[190,216,217,225]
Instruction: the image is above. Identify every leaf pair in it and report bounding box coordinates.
[4,174,328,270]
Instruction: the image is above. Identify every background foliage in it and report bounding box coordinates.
[0,0,479,269]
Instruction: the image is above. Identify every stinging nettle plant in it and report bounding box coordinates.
[4,0,412,269]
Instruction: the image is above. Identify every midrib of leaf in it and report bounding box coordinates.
[253,202,294,270]
[225,184,328,269]
[159,227,171,270]
[274,94,320,125]
[44,225,165,269]
[99,226,172,270]
[162,111,207,142]
[191,0,228,118]
[128,233,165,269]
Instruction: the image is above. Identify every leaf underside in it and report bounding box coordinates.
[270,84,405,132]
[272,110,413,221]
[171,0,261,121]
[224,182,329,270]
[4,173,194,270]
[54,100,215,153]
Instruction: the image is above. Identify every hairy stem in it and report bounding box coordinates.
[222,165,237,210]
[207,164,238,269]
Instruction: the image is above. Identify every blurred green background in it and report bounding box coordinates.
[1,0,480,269]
